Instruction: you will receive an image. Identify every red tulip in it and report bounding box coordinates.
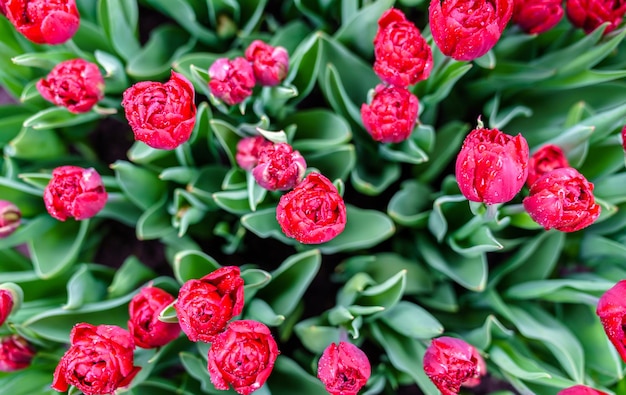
[37,59,104,113]
[558,384,610,395]
[455,125,529,204]
[429,0,514,61]
[43,166,108,221]
[317,342,371,395]
[122,71,197,150]
[245,40,289,86]
[0,335,35,372]
[175,266,244,342]
[512,0,564,34]
[276,173,347,244]
[596,280,626,363]
[208,57,256,105]
[526,144,570,187]
[566,0,626,34]
[236,136,273,171]
[0,289,13,327]
[373,8,433,87]
[3,0,79,44]
[128,286,180,349]
[207,320,279,395]
[361,83,419,143]
[252,142,307,191]
[423,337,486,395]
[523,167,600,232]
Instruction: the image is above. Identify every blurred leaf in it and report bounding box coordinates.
[294,316,341,353]
[351,159,400,196]
[210,119,240,167]
[12,51,77,69]
[98,0,141,61]
[380,301,443,339]
[64,264,106,309]
[241,268,272,301]
[213,189,251,214]
[245,298,285,326]
[136,196,176,240]
[108,256,156,298]
[246,171,266,211]
[95,50,128,94]
[464,315,514,350]
[179,352,215,393]
[6,126,67,159]
[305,144,356,181]
[284,33,322,104]
[505,278,612,304]
[112,160,167,211]
[143,0,218,45]
[267,356,328,395]
[334,0,394,57]
[287,109,352,151]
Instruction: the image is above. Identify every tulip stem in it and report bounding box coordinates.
[484,204,499,222]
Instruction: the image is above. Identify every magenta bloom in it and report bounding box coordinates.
[0,289,14,327]
[36,59,104,113]
[236,136,273,171]
[596,280,626,363]
[52,323,140,395]
[429,0,514,61]
[558,385,610,395]
[208,57,256,105]
[0,335,35,372]
[361,83,419,143]
[207,320,279,395]
[175,266,244,343]
[128,286,181,349]
[523,167,600,232]
[512,0,564,34]
[373,8,433,87]
[566,0,626,34]
[43,166,108,221]
[526,144,570,187]
[276,172,347,244]
[0,200,20,238]
[317,342,371,395]
[4,0,79,44]
[245,40,289,86]
[455,125,529,205]
[122,71,197,150]
[423,337,486,395]
[252,142,307,191]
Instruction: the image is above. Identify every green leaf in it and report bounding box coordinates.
[107,256,157,298]
[490,344,553,382]
[355,270,406,312]
[95,50,129,94]
[64,264,106,309]
[464,315,514,350]
[29,219,90,279]
[241,268,272,300]
[505,278,613,304]
[179,352,215,393]
[0,215,56,250]
[267,356,328,395]
[112,160,167,211]
[12,51,77,69]
[245,298,285,326]
[287,109,352,152]
[210,119,240,167]
[428,194,467,241]
[136,196,176,240]
[284,33,322,104]
[173,250,220,284]
[247,171,267,211]
[256,249,321,317]
[6,126,67,159]
[387,180,433,228]
[380,301,444,339]
[350,159,401,196]
[212,189,252,214]
[304,144,356,181]
[294,316,341,353]
[142,0,218,45]
[334,0,394,57]
[97,0,141,60]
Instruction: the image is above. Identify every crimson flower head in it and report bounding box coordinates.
[175,266,244,343]
[208,57,256,105]
[276,172,347,244]
[252,142,307,191]
[361,83,419,143]
[373,8,433,87]
[526,144,570,187]
[566,0,626,34]
[0,200,20,238]
[128,286,181,349]
[455,124,529,205]
[423,337,486,395]
[523,167,600,232]
[429,0,514,61]
[0,289,14,326]
[245,40,289,86]
[0,335,36,372]
[122,71,197,150]
[36,59,104,114]
[596,280,626,363]
[622,125,626,152]
[317,341,371,395]
[52,323,140,395]
[207,320,279,395]
[512,0,564,34]
[558,385,610,395]
[3,0,79,44]
[236,136,273,171]
[44,166,108,221]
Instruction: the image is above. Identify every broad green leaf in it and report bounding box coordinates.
[284,33,322,104]
[107,256,157,298]
[428,194,468,242]
[64,264,107,309]
[304,144,356,181]
[241,268,271,300]
[505,278,613,303]
[334,0,394,57]
[212,189,252,214]
[381,301,444,339]
[94,50,128,94]
[6,126,67,159]
[356,270,406,312]
[387,180,433,227]
[111,160,167,211]
[287,109,352,151]
[464,315,514,350]
[11,51,76,69]
[351,159,400,196]
[143,0,218,45]
[98,0,141,60]
[179,352,215,393]
[210,119,240,167]
[173,250,220,284]
[136,196,176,240]
[267,356,328,395]
[294,316,341,353]
[245,298,285,326]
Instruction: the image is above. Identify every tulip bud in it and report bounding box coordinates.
[208,57,256,105]
[3,0,80,44]
[128,287,180,349]
[317,342,371,395]
[455,124,529,205]
[43,166,108,221]
[236,136,273,171]
[361,84,419,143]
[558,385,610,395]
[36,59,105,114]
[0,289,14,326]
[0,200,20,238]
[252,142,307,191]
[429,0,514,61]
[512,0,564,34]
[245,40,289,86]
[526,144,569,187]
[373,8,433,87]
[0,335,36,372]
[423,337,486,395]
[523,167,600,232]
[276,172,347,244]
[566,0,626,35]
[596,280,626,363]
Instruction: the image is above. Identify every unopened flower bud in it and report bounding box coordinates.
[512,0,564,34]
[252,143,306,191]
[526,144,569,187]
[596,280,626,363]
[0,201,20,238]
[3,0,80,44]
[361,84,419,143]
[317,341,371,395]
[208,57,256,105]
[558,385,609,395]
[245,40,289,86]
[43,166,108,221]
[0,335,36,372]
[0,289,14,326]
[236,136,273,171]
